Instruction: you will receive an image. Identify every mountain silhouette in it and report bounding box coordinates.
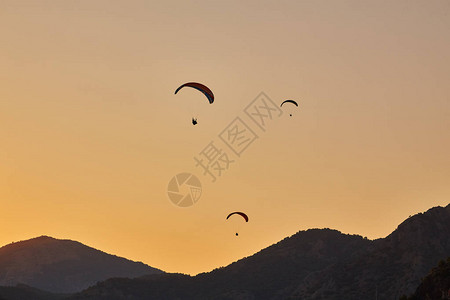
[0,204,448,300]
[0,284,66,300]
[402,257,450,300]
[0,236,163,294]
[68,204,450,300]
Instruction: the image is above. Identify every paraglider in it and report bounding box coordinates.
[280,100,298,116]
[280,100,298,107]
[175,82,214,104]
[175,82,214,125]
[226,212,249,222]
[226,212,248,236]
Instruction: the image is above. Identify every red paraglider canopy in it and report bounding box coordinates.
[226,212,249,222]
[175,82,214,104]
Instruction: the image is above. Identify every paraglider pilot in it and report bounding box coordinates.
[192,118,198,125]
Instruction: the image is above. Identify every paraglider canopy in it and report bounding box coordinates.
[226,212,249,222]
[280,100,298,107]
[280,100,298,117]
[175,82,214,104]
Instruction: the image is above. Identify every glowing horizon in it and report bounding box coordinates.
[1,0,449,275]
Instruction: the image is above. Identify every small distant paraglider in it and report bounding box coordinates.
[226,212,249,236]
[175,82,214,125]
[280,100,298,117]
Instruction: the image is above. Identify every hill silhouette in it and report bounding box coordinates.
[0,236,163,293]
[0,204,448,299]
[0,284,66,300]
[402,257,450,300]
[66,203,450,300]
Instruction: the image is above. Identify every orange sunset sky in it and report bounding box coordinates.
[1,1,449,275]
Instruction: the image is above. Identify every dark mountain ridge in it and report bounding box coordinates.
[69,204,450,300]
[0,204,448,300]
[0,236,163,294]
[284,204,450,299]
[405,256,450,300]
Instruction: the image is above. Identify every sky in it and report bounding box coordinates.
[1,0,449,275]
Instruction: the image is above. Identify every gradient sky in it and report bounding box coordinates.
[1,0,449,275]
